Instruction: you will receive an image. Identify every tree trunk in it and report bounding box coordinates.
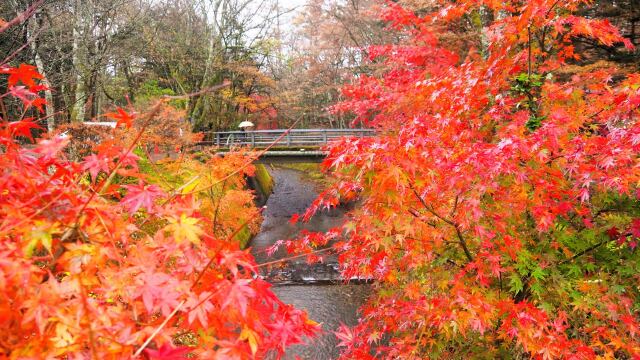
[72,0,90,122]
[28,11,56,132]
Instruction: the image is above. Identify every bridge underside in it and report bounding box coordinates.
[255,151,327,164]
[215,150,328,163]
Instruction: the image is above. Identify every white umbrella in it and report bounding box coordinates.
[238,121,254,128]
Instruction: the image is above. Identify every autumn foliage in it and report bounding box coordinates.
[297,0,640,358]
[0,64,317,358]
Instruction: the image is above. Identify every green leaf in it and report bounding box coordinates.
[508,274,523,294]
[530,282,544,296]
[531,267,547,281]
[567,264,583,277]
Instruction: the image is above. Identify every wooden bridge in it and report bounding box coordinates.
[201,128,375,148]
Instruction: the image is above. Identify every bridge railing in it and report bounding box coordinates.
[200,128,375,148]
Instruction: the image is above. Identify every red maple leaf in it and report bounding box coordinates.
[221,279,256,316]
[1,64,43,89]
[81,153,110,179]
[335,324,355,348]
[136,271,182,315]
[121,182,165,214]
[8,119,42,141]
[9,86,47,113]
[145,343,191,360]
[185,291,214,328]
[33,136,70,162]
[267,318,304,350]
[9,86,36,102]
[104,107,135,128]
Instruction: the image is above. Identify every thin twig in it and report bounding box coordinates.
[0,0,45,34]
[212,179,227,234]
[558,239,609,265]
[132,300,185,357]
[409,183,474,262]
[528,25,533,77]
[1,26,44,66]
[408,208,437,228]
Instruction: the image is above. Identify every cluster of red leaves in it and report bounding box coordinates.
[0,64,47,113]
[294,0,640,358]
[0,65,317,358]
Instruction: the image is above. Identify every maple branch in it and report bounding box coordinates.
[133,300,186,358]
[558,239,610,266]
[408,208,437,227]
[0,0,45,34]
[78,82,230,226]
[449,192,462,218]
[74,101,164,226]
[454,224,474,262]
[33,110,64,126]
[409,187,452,225]
[0,180,72,236]
[545,0,562,19]
[1,25,44,66]
[409,185,474,262]
[528,25,533,78]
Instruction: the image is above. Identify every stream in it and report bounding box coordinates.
[250,166,369,359]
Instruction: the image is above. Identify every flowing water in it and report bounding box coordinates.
[250,166,370,359]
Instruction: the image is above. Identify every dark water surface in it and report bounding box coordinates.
[250,166,370,359]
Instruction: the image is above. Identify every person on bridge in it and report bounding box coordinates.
[238,121,254,145]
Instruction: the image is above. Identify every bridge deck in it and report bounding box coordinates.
[201,128,374,148]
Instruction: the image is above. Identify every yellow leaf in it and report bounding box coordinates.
[305,318,320,327]
[164,214,204,245]
[25,221,59,256]
[180,176,201,194]
[239,327,259,355]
